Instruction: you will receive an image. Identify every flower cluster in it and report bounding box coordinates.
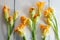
[43,7,59,40]
[3,5,18,40]
[26,2,46,40]
[2,1,59,40]
[15,16,28,40]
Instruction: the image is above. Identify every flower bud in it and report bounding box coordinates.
[29,7,36,18]
[27,18,33,30]
[8,16,13,27]
[3,5,10,21]
[44,10,52,18]
[21,16,28,25]
[34,14,40,24]
[40,24,51,37]
[45,18,53,26]
[15,23,26,37]
[13,11,19,21]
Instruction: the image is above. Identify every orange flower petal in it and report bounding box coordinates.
[15,23,26,33]
[21,16,28,24]
[29,7,35,13]
[36,2,45,10]
[34,13,39,18]
[40,24,50,32]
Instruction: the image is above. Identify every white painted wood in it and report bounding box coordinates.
[0,0,60,40]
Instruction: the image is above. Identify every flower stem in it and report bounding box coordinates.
[32,31,36,40]
[42,37,46,40]
[23,36,26,40]
[7,22,11,40]
[32,21,36,40]
[10,21,15,36]
[54,27,59,40]
[50,14,59,40]
[53,14,59,40]
[7,35,10,40]
[8,21,15,40]
[51,19,59,40]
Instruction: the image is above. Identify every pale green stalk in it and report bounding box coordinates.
[49,13,59,40]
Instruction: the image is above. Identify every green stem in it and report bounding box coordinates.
[10,21,15,35]
[54,30,59,40]
[51,19,59,40]
[8,21,15,40]
[53,14,58,27]
[23,36,26,40]
[42,37,46,40]
[32,31,36,40]
[7,35,10,40]
[7,22,11,40]
[50,14,59,40]
[53,14,59,40]
[32,22,36,40]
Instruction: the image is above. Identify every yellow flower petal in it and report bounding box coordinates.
[48,7,54,13]
[36,2,45,10]
[44,18,53,26]
[44,9,52,18]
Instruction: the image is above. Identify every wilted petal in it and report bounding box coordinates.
[3,5,10,21]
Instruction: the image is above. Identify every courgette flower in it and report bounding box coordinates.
[44,7,54,18]
[27,18,33,30]
[44,18,53,26]
[15,23,26,37]
[36,2,45,10]
[8,16,13,27]
[44,10,52,18]
[3,5,10,21]
[40,24,51,37]
[44,7,59,40]
[29,7,36,18]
